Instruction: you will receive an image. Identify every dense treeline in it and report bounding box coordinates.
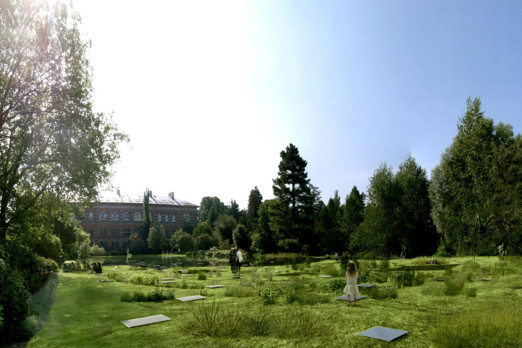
[180,98,520,259]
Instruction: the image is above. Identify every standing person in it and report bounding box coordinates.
[229,245,237,273]
[236,248,243,274]
[344,261,359,307]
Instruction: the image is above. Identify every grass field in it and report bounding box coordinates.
[27,256,522,347]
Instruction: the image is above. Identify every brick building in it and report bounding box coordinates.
[80,191,198,249]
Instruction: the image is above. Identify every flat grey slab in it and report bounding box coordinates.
[430,278,445,282]
[335,294,367,301]
[180,269,189,274]
[121,314,171,328]
[160,278,175,280]
[207,285,225,288]
[160,280,176,284]
[319,275,332,278]
[177,295,206,302]
[358,283,375,288]
[357,326,408,341]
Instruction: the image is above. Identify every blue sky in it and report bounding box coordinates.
[73,0,522,208]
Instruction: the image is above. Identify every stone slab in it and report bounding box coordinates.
[207,285,225,288]
[177,295,206,302]
[160,278,175,280]
[429,278,445,282]
[121,314,171,328]
[357,326,408,341]
[335,294,367,301]
[160,280,176,284]
[319,275,332,278]
[358,284,375,288]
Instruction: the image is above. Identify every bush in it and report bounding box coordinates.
[0,265,31,344]
[198,272,207,280]
[260,285,282,305]
[329,279,345,292]
[129,273,158,286]
[121,290,174,303]
[378,259,390,272]
[120,292,133,302]
[366,286,398,299]
[392,270,416,288]
[107,271,129,283]
[444,277,464,296]
[430,304,521,347]
[322,264,340,277]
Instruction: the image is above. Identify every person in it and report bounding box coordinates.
[236,248,243,274]
[97,262,103,274]
[229,245,237,273]
[344,261,359,307]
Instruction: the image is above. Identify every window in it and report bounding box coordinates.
[122,229,131,238]
[122,241,127,249]
[183,214,191,223]
[111,241,120,248]
[164,213,168,222]
[89,229,94,237]
[158,214,162,222]
[101,229,108,237]
[100,241,108,247]
[134,212,141,221]
[111,229,119,237]
[172,214,176,222]
[123,212,131,221]
[88,212,94,221]
[100,212,107,221]
[111,212,119,221]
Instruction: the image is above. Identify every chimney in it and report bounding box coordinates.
[168,192,175,200]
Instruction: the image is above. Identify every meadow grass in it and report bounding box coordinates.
[27,256,521,348]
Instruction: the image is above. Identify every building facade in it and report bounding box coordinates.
[80,191,198,249]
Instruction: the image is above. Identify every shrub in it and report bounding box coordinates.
[133,291,147,302]
[392,270,416,288]
[430,304,522,347]
[107,271,129,282]
[120,292,133,302]
[122,290,174,303]
[0,265,30,344]
[260,285,282,305]
[366,286,398,299]
[322,264,340,277]
[198,272,207,280]
[378,259,390,272]
[444,277,464,296]
[129,273,158,286]
[329,279,345,292]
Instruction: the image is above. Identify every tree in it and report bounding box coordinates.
[227,199,240,220]
[213,215,237,243]
[341,186,365,253]
[247,186,263,227]
[316,191,344,254]
[272,144,317,252]
[430,98,522,255]
[198,196,226,226]
[171,229,195,253]
[395,156,438,256]
[0,1,125,243]
[233,224,251,250]
[148,222,167,254]
[0,1,125,342]
[139,189,152,243]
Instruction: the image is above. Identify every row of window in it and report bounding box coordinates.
[89,228,177,238]
[99,241,127,248]
[86,212,193,223]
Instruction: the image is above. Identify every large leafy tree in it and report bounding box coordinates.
[198,196,226,226]
[148,222,167,254]
[272,143,317,252]
[430,98,522,255]
[0,0,125,243]
[0,0,125,342]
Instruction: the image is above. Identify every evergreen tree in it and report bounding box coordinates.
[272,144,317,252]
[247,186,263,227]
[341,186,365,253]
[139,189,152,243]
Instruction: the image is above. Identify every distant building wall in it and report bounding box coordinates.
[79,191,197,249]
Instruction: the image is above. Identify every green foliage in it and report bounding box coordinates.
[329,279,345,292]
[378,259,390,272]
[197,272,207,281]
[365,286,398,299]
[128,273,159,286]
[392,270,416,288]
[321,263,340,277]
[148,222,167,254]
[430,304,522,347]
[233,224,251,250]
[443,277,465,296]
[260,285,283,305]
[224,286,258,298]
[0,264,30,343]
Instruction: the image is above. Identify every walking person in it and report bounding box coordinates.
[229,245,238,273]
[344,261,359,306]
[236,248,243,274]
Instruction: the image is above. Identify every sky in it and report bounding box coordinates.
[71,0,522,209]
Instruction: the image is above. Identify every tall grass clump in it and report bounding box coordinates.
[322,263,340,277]
[430,304,522,347]
[224,285,258,298]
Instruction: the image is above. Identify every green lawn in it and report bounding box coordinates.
[28,257,522,347]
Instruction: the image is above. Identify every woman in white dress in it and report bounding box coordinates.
[344,261,359,306]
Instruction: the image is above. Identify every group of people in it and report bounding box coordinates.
[228,245,243,274]
[62,261,103,274]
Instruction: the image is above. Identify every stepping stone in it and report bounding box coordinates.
[359,284,375,288]
[121,314,171,328]
[177,295,206,302]
[479,279,491,281]
[335,294,367,301]
[98,279,113,282]
[357,326,408,341]
[160,280,176,284]
[180,269,189,274]
[319,275,332,278]
[207,285,225,288]
[430,278,445,282]
[160,278,175,281]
